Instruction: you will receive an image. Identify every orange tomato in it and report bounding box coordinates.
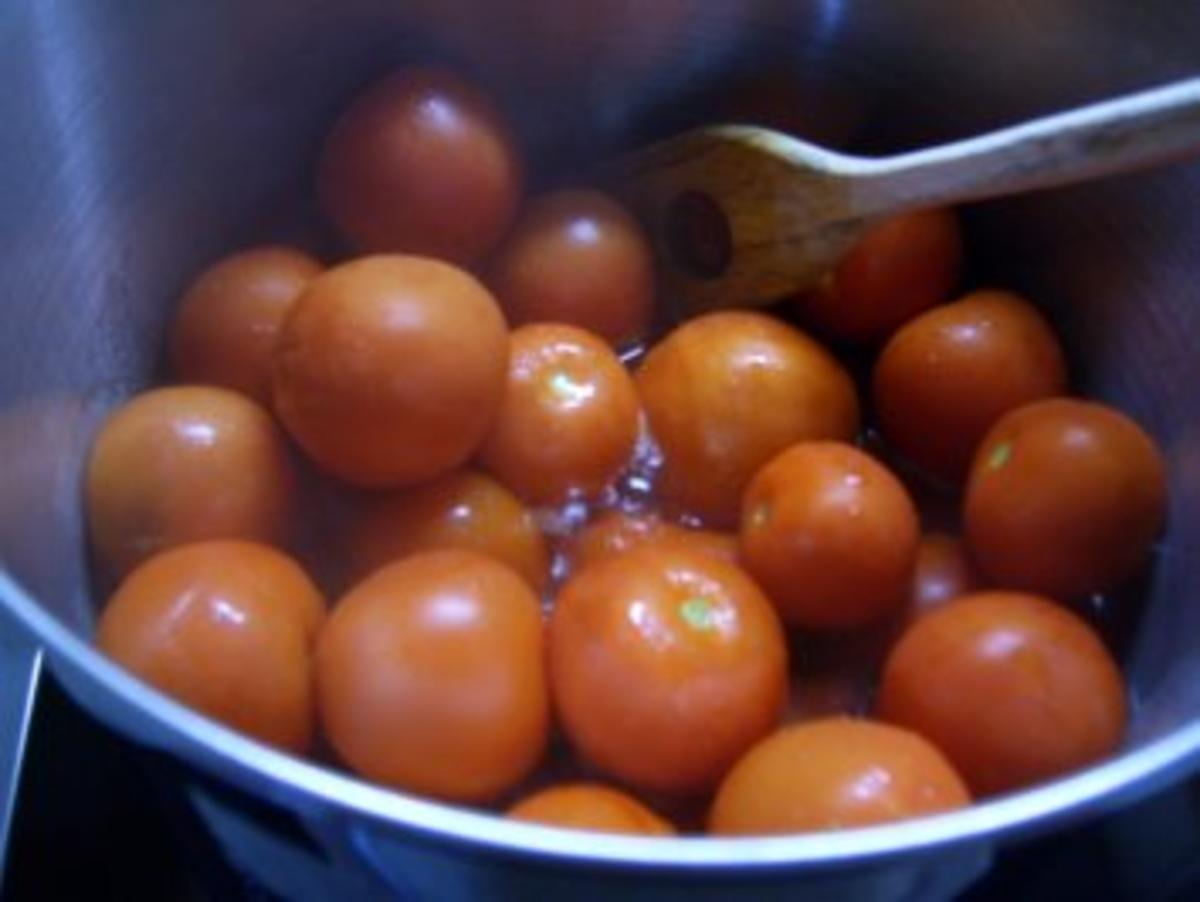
[168,246,322,404]
[798,208,962,345]
[964,398,1167,600]
[272,255,508,488]
[478,323,639,504]
[508,783,675,835]
[318,67,522,264]
[346,468,550,592]
[96,541,324,752]
[568,509,737,572]
[85,386,296,580]
[316,550,548,802]
[907,533,985,623]
[549,545,788,795]
[636,311,859,528]
[709,718,970,834]
[878,591,1127,796]
[740,442,919,629]
[872,289,1068,482]
[490,190,655,346]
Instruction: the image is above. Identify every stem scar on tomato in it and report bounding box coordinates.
[986,440,1013,470]
[680,596,718,630]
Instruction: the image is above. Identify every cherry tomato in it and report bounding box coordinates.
[964,398,1167,600]
[740,442,919,629]
[478,323,639,504]
[347,468,550,592]
[86,386,297,580]
[97,541,324,752]
[318,66,522,264]
[549,545,788,796]
[568,509,737,572]
[797,208,962,345]
[709,718,970,834]
[316,550,548,802]
[908,533,985,622]
[168,246,322,404]
[273,255,508,488]
[872,289,1068,482]
[489,190,655,345]
[636,311,859,528]
[508,783,675,835]
[877,591,1127,796]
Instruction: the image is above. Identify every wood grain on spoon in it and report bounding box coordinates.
[614,78,1200,313]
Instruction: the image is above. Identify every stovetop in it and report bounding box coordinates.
[5,674,1200,902]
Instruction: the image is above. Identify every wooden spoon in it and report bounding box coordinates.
[614,78,1200,312]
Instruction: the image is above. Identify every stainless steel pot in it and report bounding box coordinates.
[2,1,1199,898]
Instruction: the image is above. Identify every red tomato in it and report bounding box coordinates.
[798,209,962,344]
[318,67,522,264]
[709,718,970,834]
[568,509,737,573]
[478,323,640,504]
[549,545,788,795]
[168,246,322,404]
[964,398,1167,599]
[636,311,859,528]
[272,255,508,488]
[872,289,1069,482]
[490,190,656,345]
[85,386,297,580]
[508,783,675,835]
[877,591,1127,796]
[316,550,548,802]
[347,468,549,592]
[97,541,324,752]
[908,533,985,622]
[740,442,919,629]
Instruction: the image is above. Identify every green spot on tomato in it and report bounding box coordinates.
[680,597,716,630]
[987,440,1013,470]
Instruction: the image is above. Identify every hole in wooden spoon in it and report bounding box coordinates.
[665,191,731,280]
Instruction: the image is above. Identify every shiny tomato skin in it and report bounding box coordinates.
[478,323,639,505]
[636,311,859,528]
[85,386,297,580]
[964,398,1167,599]
[490,190,655,345]
[549,545,788,796]
[96,540,324,752]
[877,591,1127,796]
[508,783,675,835]
[168,246,322,405]
[316,550,548,803]
[568,509,737,573]
[318,67,522,264]
[873,289,1068,482]
[907,533,985,623]
[272,255,508,488]
[709,718,970,834]
[740,442,920,629]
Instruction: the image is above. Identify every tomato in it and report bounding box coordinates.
[568,509,737,572]
[549,545,788,795]
[168,246,322,405]
[636,312,859,527]
[709,718,970,834]
[872,289,1068,482]
[508,783,675,835]
[347,468,550,592]
[272,255,508,488]
[478,323,639,504]
[797,209,962,345]
[740,442,919,629]
[877,591,1127,796]
[96,541,324,752]
[964,398,1167,600]
[908,533,985,622]
[318,66,522,264]
[489,190,655,346]
[85,386,296,580]
[316,550,548,802]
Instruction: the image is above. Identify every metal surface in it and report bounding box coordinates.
[1,1,1199,898]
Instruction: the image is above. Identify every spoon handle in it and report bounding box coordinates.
[852,78,1200,215]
